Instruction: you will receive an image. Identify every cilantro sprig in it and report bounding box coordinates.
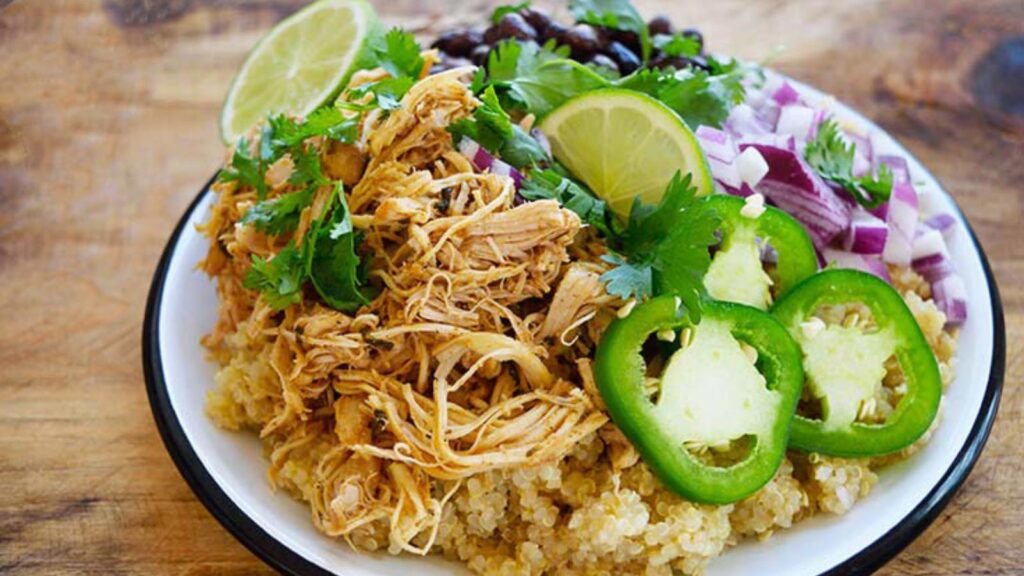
[805,119,893,208]
[449,85,550,168]
[615,59,754,129]
[484,40,610,117]
[599,172,720,318]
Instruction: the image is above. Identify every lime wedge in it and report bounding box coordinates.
[220,0,381,143]
[539,89,714,219]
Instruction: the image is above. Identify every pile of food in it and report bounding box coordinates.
[200,0,964,573]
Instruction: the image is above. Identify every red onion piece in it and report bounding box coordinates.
[458,138,523,189]
[842,208,888,255]
[708,156,742,190]
[876,154,911,186]
[772,81,801,106]
[822,248,892,282]
[924,213,957,235]
[880,182,918,266]
[775,105,818,141]
[696,126,739,163]
[742,143,852,248]
[932,274,968,325]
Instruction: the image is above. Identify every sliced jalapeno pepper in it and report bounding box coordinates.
[771,269,942,457]
[595,298,804,504]
[702,195,818,310]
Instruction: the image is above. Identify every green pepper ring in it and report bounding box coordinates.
[772,269,943,457]
[595,297,804,504]
[702,194,819,298]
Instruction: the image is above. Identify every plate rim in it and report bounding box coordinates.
[144,145,1006,576]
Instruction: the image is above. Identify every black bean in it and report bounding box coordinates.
[541,20,568,43]
[483,25,501,45]
[588,53,619,71]
[681,28,704,54]
[650,53,691,70]
[605,41,641,73]
[430,28,484,58]
[607,28,641,54]
[647,15,673,36]
[562,24,602,59]
[520,7,552,33]
[431,53,473,74]
[689,54,710,71]
[470,44,492,66]
[494,13,538,42]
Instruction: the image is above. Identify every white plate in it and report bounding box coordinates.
[144,80,1005,576]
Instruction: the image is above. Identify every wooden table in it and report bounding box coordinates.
[1,0,1020,573]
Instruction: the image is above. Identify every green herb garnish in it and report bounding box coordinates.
[485,40,610,117]
[599,172,719,317]
[520,167,613,236]
[490,1,531,23]
[805,119,893,208]
[449,85,549,168]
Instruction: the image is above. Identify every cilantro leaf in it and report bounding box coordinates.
[805,119,893,208]
[266,108,359,151]
[599,253,652,301]
[569,0,651,62]
[289,143,328,187]
[520,167,612,235]
[243,241,306,309]
[219,138,268,199]
[239,188,314,235]
[449,85,549,168]
[308,184,376,312]
[486,40,609,117]
[616,67,738,129]
[373,28,425,80]
[491,1,531,24]
[598,171,719,312]
[652,33,701,58]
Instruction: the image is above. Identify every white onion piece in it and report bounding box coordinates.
[736,147,769,187]
[726,103,772,137]
[822,248,891,282]
[696,126,739,163]
[842,209,888,255]
[881,182,918,266]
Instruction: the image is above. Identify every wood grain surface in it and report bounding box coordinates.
[0,0,1021,574]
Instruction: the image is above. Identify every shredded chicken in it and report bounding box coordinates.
[200,67,620,553]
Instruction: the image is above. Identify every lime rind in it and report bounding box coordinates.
[220,0,382,144]
[539,88,714,219]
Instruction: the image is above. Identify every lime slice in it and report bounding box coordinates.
[220,0,381,143]
[539,89,714,219]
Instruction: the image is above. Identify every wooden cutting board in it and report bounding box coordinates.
[0,0,1020,574]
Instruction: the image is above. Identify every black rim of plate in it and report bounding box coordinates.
[144,170,1005,576]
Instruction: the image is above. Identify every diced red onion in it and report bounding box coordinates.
[738,133,796,152]
[708,156,742,190]
[458,138,523,189]
[696,126,739,163]
[911,228,954,281]
[772,81,801,106]
[822,248,891,282]
[881,182,918,266]
[530,128,552,157]
[876,155,911,186]
[775,105,818,141]
[736,146,769,187]
[742,143,852,248]
[932,274,968,325]
[924,213,957,235]
[842,208,888,255]
[726,103,773,137]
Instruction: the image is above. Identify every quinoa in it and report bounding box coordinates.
[206,268,957,574]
